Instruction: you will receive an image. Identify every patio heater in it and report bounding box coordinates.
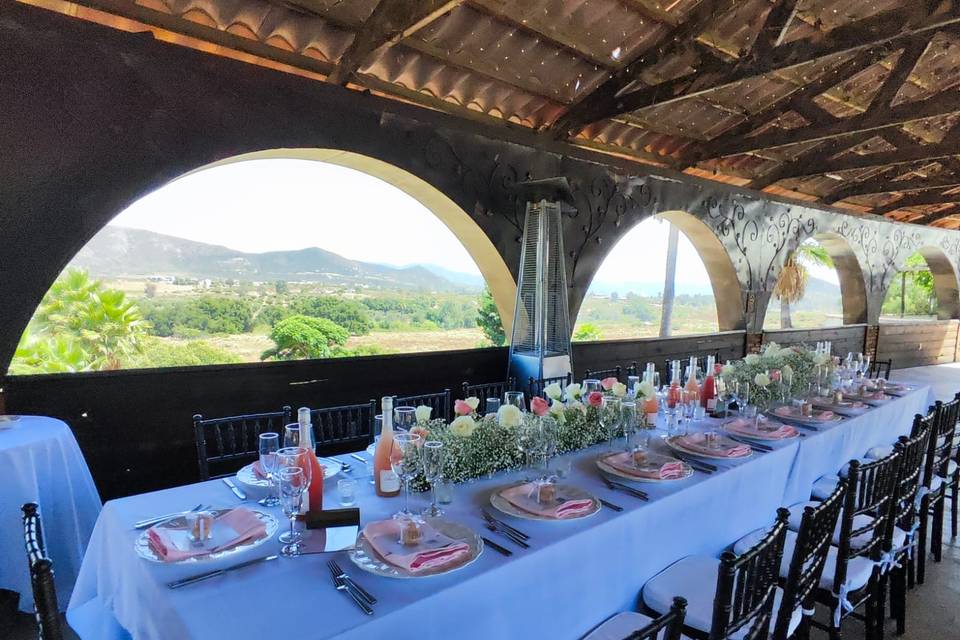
[507,177,576,387]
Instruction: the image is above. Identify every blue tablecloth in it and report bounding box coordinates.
[0,416,101,612]
[68,385,934,640]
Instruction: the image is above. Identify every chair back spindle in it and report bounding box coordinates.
[193,406,293,481]
[22,503,63,640]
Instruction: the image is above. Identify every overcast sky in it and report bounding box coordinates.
[107,158,837,287]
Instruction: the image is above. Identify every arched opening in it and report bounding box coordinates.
[572,212,740,340]
[881,247,960,321]
[763,233,868,329]
[9,151,516,374]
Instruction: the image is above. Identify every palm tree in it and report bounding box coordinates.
[773,241,833,329]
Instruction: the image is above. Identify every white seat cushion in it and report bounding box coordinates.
[811,475,841,500]
[865,445,895,460]
[582,611,658,640]
[891,526,908,551]
[642,556,801,639]
[944,459,958,478]
[786,501,875,549]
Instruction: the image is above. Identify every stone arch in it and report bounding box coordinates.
[911,246,960,320]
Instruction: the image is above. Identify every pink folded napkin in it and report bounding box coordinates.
[147,508,267,562]
[773,406,835,422]
[676,433,751,457]
[499,483,596,519]
[252,461,267,480]
[726,417,798,440]
[363,520,470,573]
[601,451,686,480]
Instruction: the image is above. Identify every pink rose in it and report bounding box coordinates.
[530,396,550,417]
[770,369,781,382]
[587,391,603,407]
[601,377,618,391]
[454,399,473,416]
[410,425,430,444]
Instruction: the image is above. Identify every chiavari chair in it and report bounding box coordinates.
[309,400,377,454]
[193,406,293,480]
[395,389,452,422]
[582,597,687,640]
[868,360,892,380]
[918,395,959,582]
[461,378,516,413]
[22,503,63,640]
[584,365,623,383]
[528,373,572,400]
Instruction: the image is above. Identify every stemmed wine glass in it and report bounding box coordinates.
[283,424,301,448]
[276,447,311,546]
[504,391,526,411]
[620,401,638,452]
[421,440,445,517]
[394,406,416,432]
[278,467,307,557]
[390,433,422,519]
[537,417,558,480]
[738,381,751,415]
[516,416,538,480]
[257,433,280,507]
[599,396,622,451]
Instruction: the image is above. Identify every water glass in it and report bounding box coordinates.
[283,424,301,448]
[553,457,572,479]
[422,441,445,516]
[337,478,357,507]
[620,401,638,451]
[599,396,622,449]
[390,433,422,518]
[504,391,526,411]
[394,406,417,432]
[278,467,307,555]
[373,414,383,443]
[583,379,602,395]
[257,432,280,507]
[277,446,312,507]
[666,408,686,437]
[485,397,501,415]
[627,375,640,396]
[435,478,454,505]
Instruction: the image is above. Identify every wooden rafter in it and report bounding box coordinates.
[751,0,800,58]
[619,0,680,27]
[548,0,739,137]
[824,172,960,203]
[328,0,462,85]
[873,188,960,214]
[571,5,960,128]
[917,203,960,223]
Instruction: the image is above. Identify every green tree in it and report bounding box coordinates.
[292,296,373,335]
[274,280,288,295]
[476,287,506,346]
[126,337,242,368]
[261,315,350,361]
[573,323,602,342]
[773,241,834,329]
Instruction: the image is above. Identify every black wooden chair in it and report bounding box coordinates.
[918,395,959,582]
[461,378,516,414]
[309,400,377,455]
[22,503,64,640]
[528,373,572,400]
[803,451,901,640]
[193,406,293,481]
[395,389,451,422]
[582,596,687,640]
[584,365,623,382]
[945,393,960,541]
[884,420,932,635]
[869,359,892,379]
[642,508,790,640]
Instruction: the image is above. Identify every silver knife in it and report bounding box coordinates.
[222,478,246,500]
[168,554,277,589]
[332,574,374,615]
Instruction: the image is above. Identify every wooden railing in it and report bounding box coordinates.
[877,320,960,369]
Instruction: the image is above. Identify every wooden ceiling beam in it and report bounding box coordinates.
[577,5,960,127]
[548,0,739,137]
[824,172,960,203]
[327,0,462,85]
[873,188,960,214]
[751,0,801,58]
[916,203,960,224]
[619,0,681,27]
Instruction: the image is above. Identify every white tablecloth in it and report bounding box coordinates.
[69,386,933,640]
[1,416,101,612]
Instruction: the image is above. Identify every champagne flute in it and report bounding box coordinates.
[620,401,638,452]
[421,441,445,517]
[276,446,311,545]
[283,424,301,448]
[485,397,501,415]
[504,391,526,411]
[516,415,537,480]
[600,396,622,451]
[278,467,307,557]
[390,433,422,518]
[537,416,558,480]
[257,433,280,507]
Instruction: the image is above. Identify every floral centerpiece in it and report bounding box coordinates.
[721,342,823,410]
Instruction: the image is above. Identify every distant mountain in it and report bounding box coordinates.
[587,280,715,297]
[71,227,468,291]
[407,264,484,289]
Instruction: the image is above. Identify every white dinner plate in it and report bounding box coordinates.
[134,508,278,564]
[489,482,601,521]
[764,410,843,428]
[723,421,802,442]
[348,517,483,579]
[664,435,754,461]
[810,399,870,416]
[596,454,693,483]
[236,458,340,492]
[843,393,891,407]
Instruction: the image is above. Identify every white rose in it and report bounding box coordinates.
[565,383,582,400]
[544,383,563,400]
[465,396,480,411]
[763,342,781,358]
[754,373,771,387]
[612,382,627,397]
[497,404,522,428]
[567,399,586,413]
[637,381,656,399]
[549,400,566,425]
[720,364,735,376]
[782,364,794,382]
[449,415,477,438]
[414,405,432,423]
[744,354,760,366]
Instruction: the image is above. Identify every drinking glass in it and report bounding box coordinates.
[599,396,622,450]
[504,391,526,411]
[283,424,301,448]
[738,382,751,414]
[337,478,357,507]
[373,414,383,443]
[538,416,558,479]
[394,406,417,432]
[516,416,538,479]
[257,433,280,507]
[583,379,602,395]
[683,389,699,420]
[421,441,445,517]
[627,375,640,396]
[620,401,638,452]
[485,397,501,415]
[390,433,422,518]
[278,467,307,557]
[277,447,312,545]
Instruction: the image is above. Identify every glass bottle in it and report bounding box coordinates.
[297,407,325,515]
[667,360,682,409]
[374,396,401,497]
[701,355,716,410]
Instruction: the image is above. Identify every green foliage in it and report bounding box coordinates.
[261,314,350,360]
[141,297,254,336]
[881,254,937,317]
[257,304,291,328]
[125,337,242,368]
[291,296,373,335]
[476,287,506,346]
[10,269,149,373]
[572,323,602,342]
[274,280,288,295]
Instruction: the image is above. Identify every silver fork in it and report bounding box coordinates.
[328,560,376,605]
[328,565,373,615]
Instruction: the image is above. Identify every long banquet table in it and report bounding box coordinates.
[69,384,935,640]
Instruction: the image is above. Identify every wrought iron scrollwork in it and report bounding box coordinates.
[763,209,816,290]
[706,197,757,290]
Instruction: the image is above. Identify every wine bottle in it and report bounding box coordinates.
[701,355,716,409]
[667,360,682,409]
[297,407,325,515]
[642,368,658,421]
[374,396,400,497]
[685,356,700,395]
